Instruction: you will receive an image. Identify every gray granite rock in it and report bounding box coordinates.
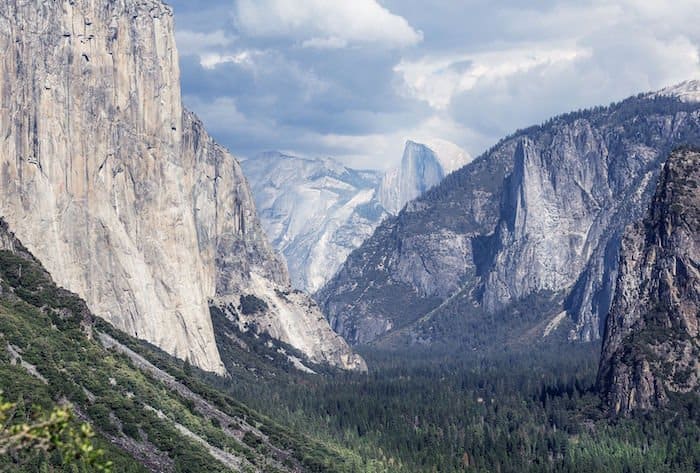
[318,91,700,347]
[0,0,363,373]
[598,148,700,414]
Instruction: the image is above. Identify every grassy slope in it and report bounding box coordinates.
[2,213,699,472]
[0,226,374,472]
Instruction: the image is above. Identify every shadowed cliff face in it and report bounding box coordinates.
[318,93,700,348]
[598,148,700,415]
[0,0,364,373]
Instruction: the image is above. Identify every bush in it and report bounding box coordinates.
[240,295,268,315]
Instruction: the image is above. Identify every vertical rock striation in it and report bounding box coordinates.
[243,141,471,295]
[598,148,700,414]
[378,140,471,215]
[0,0,224,372]
[319,90,700,347]
[0,0,363,373]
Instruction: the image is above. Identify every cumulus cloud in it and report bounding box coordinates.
[175,29,251,70]
[199,51,254,70]
[169,0,700,169]
[176,30,234,56]
[388,0,700,152]
[309,114,485,170]
[301,37,349,50]
[233,0,423,49]
[439,2,700,140]
[394,45,591,110]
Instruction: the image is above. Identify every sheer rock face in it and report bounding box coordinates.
[0,0,364,373]
[598,149,700,415]
[481,122,663,342]
[243,141,471,295]
[318,95,700,347]
[242,152,386,294]
[378,140,472,215]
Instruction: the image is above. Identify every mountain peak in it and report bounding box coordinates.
[318,91,700,348]
[409,138,472,174]
[378,139,472,214]
[242,152,385,293]
[651,79,700,103]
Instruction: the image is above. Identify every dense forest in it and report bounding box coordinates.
[222,347,700,472]
[1,220,699,472]
[114,309,700,473]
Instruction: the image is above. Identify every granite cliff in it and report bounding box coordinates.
[598,148,700,414]
[378,139,471,215]
[243,141,471,294]
[242,152,386,294]
[0,0,363,373]
[318,86,700,347]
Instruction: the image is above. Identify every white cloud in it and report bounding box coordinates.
[185,96,253,128]
[390,0,700,151]
[616,0,700,26]
[176,30,234,56]
[301,36,348,50]
[443,33,700,142]
[234,0,423,49]
[200,51,254,69]
[173,0,700,171]
[295,114,485,170]
[175,29,252,69]
[394,45,591,110]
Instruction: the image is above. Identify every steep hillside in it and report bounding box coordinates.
[0,0,361,372]
[0,218,370,472]
[318,89,700,347]
[598,148,700,415]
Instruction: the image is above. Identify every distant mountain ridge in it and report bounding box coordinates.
[317,83,700,349]
[242,151,386,293]
[243,141,472,293]
[650,79,700,103]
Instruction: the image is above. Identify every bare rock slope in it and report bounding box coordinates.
[242,152,387,294]
[318,88,700,347]
[243,141,471,295]
[598,148,700,414]
[0,0,363,373]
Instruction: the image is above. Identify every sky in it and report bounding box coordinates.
[168,0,700,170]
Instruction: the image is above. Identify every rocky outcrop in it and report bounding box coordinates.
[378,140,471,215]
[0,0,363,373]
[598,148,700,414]
[651,79,700,103]
[318,91,700,347]
[0,220,17,254]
